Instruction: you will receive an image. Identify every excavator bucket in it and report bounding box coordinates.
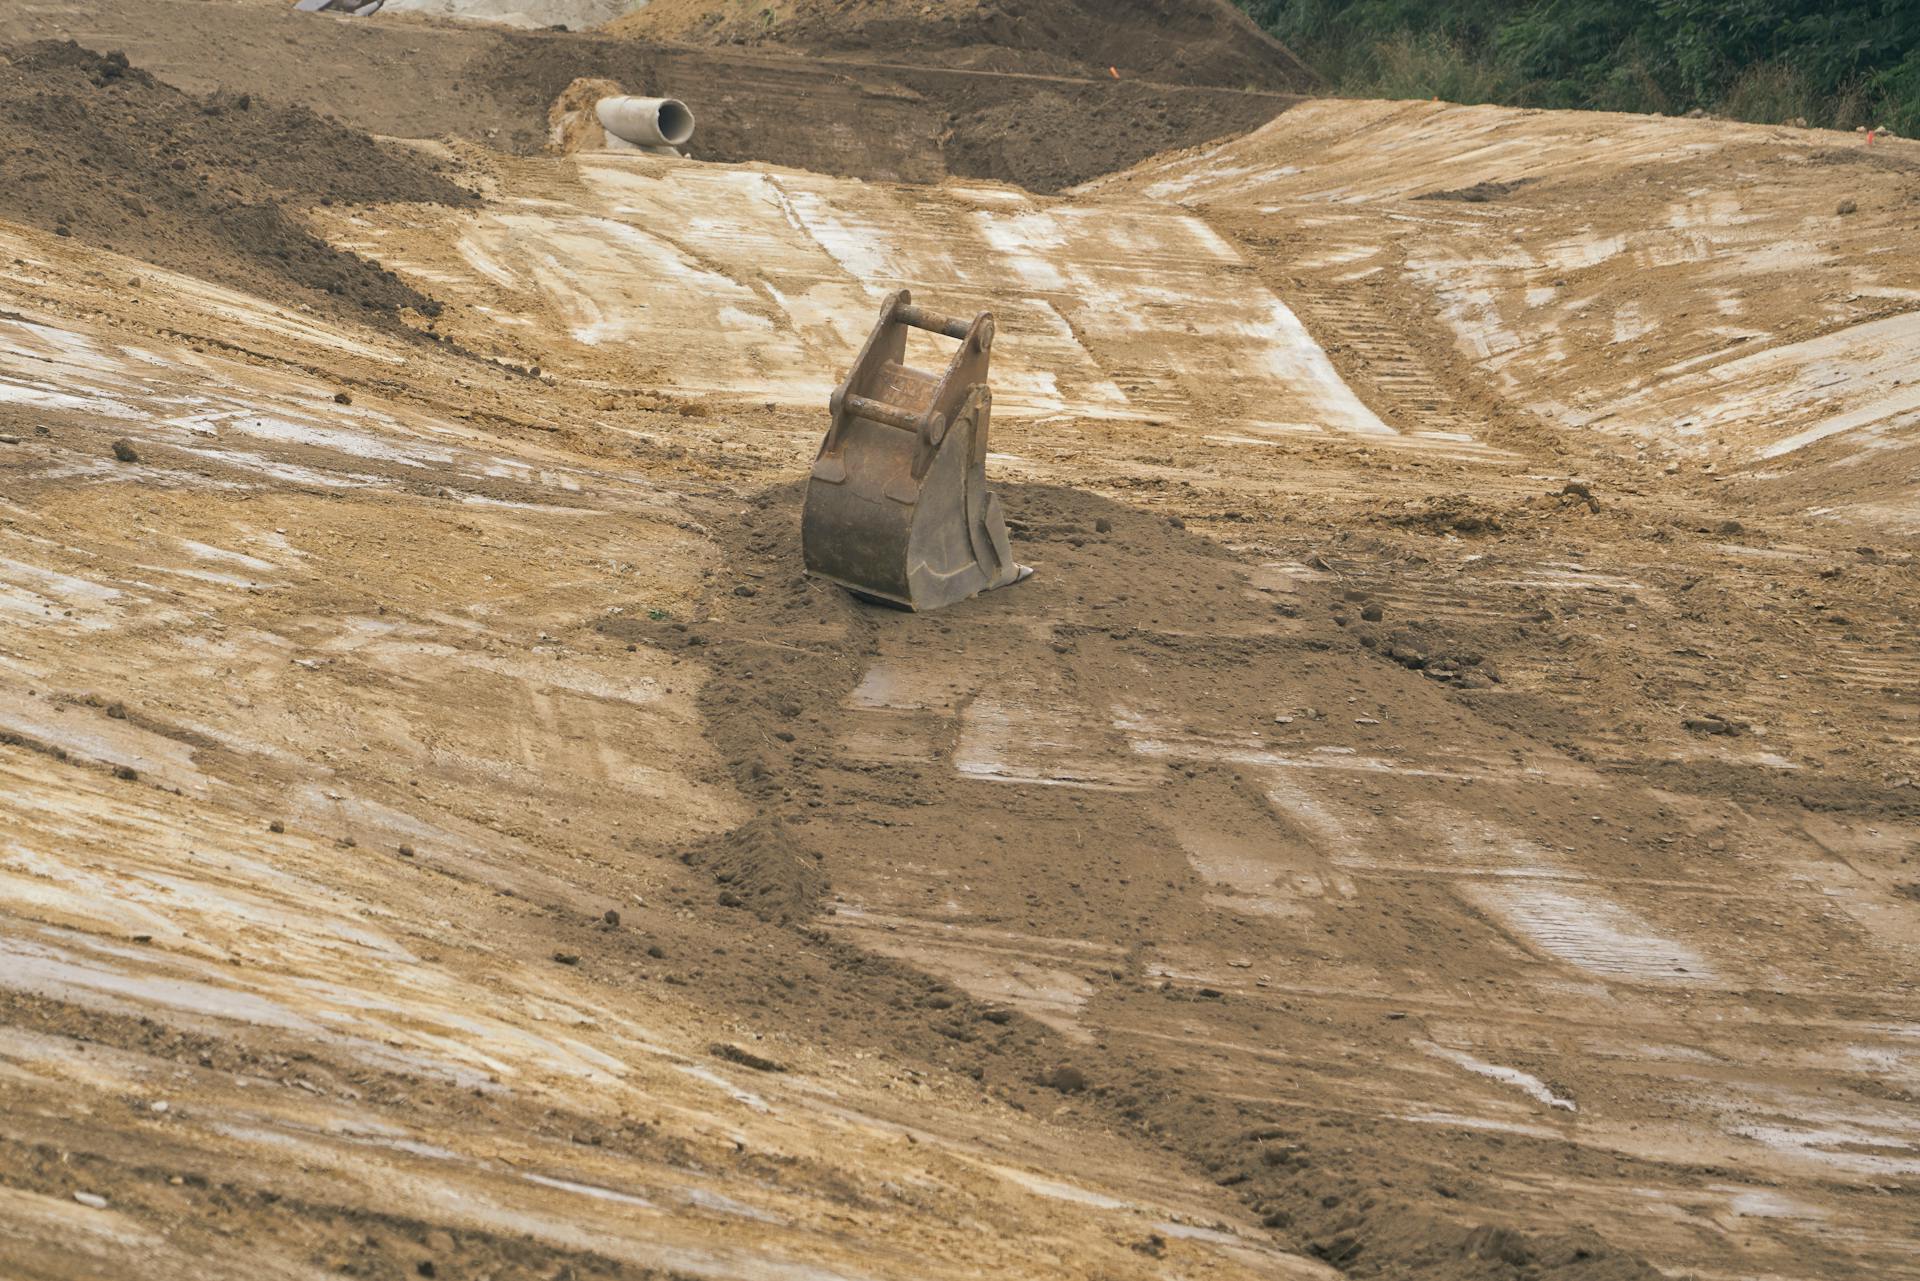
[802,290,1031,611]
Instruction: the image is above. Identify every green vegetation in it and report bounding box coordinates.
[1234,1,1920,134]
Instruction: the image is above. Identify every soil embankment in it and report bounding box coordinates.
[0,40,475,320]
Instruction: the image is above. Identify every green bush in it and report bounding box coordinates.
[1236,0,1920,133]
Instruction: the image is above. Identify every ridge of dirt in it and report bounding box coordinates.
[603,0,1317,92]
[0,40,476,322]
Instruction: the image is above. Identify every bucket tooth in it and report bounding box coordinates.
[802,289,1032,611]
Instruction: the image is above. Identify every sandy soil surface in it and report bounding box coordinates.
[2,8,1919,1281]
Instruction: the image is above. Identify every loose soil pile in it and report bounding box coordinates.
[0,41,476,320]
[606,0,1317,91]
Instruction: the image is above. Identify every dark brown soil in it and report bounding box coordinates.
[0,40,475,321]
[609,0,1320,92]
[471,30,1294,191]
[940,78,1291,192]
[0,0,1297,194]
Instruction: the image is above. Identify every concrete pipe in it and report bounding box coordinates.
[595,96,695,149]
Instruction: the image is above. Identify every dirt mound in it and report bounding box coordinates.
[0,41,476,321]
[605,0,1316,91]
[681,814,829,922]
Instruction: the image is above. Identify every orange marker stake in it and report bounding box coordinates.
[1867,129,1876,146]
[1109,66,1119,79]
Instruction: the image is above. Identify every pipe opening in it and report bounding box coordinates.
[656,99,695,147]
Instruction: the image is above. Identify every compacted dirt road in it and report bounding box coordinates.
[1,6,1917,1280]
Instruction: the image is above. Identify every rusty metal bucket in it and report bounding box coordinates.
[802,290,1031,611]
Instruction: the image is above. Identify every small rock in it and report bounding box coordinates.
[333,391,353,405]
[112,765,138,781]
[646,944,665,959]
[73,1191,108,1209]
[268,820,285,833]
[732,584,757,598]
[111,439,139,463]
[1166,515,1185,529]
[552,951,580,966]
[150,1100,168,1113]
[416,1263,436,1279]
[396,844,415,857]
[1836,198,1857,216]
[602,908,620,926]
[0,434,20,445]
[1094,517,1112,533]
[1360,603,1384,622]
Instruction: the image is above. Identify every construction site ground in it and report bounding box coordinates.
[1,4,1917,1280]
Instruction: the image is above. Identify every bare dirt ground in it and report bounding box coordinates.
[1,6,1918,1281]
[0,0,1298,190]
[605,0,1316,89]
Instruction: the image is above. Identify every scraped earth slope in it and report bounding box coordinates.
[3,30,1920,1281]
